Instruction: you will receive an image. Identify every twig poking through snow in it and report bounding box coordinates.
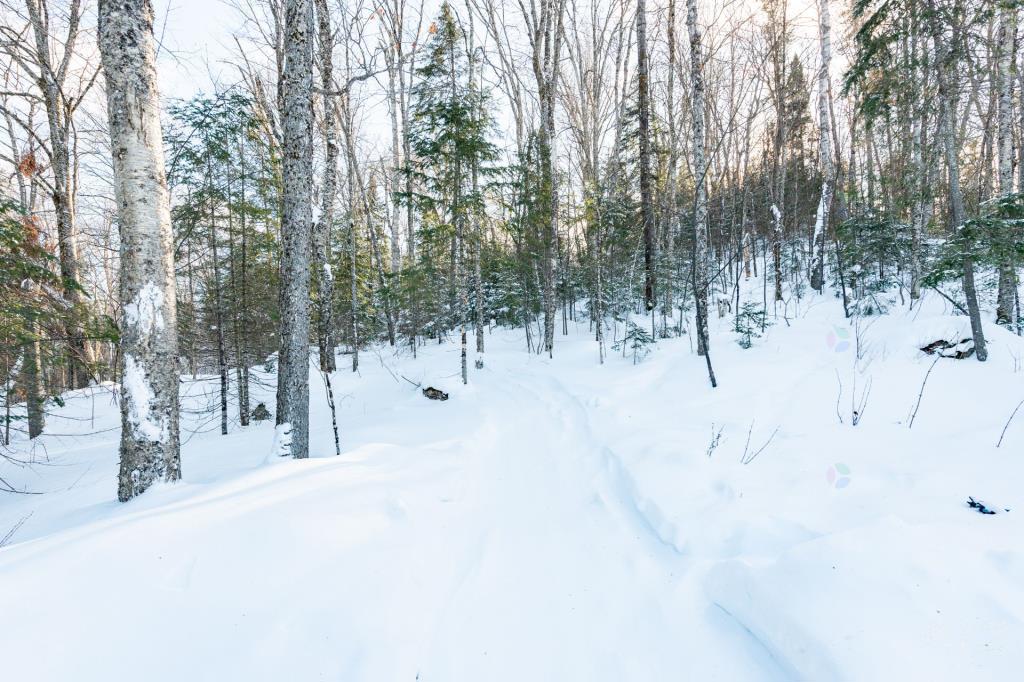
[852,375,872,426]
[908,357,940,429]
[996,398,1024,448]
[834,370,844,425]
[0,511,33,547]
[706,423,724,458]
[741,422,779,465]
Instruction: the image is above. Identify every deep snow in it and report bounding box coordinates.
[2,284,1023,681]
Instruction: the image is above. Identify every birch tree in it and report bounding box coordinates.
[809,0,834,293]
[763,0,789,304]
[98,0,181,500]
[688,0,716,386]
[313,0,337,372]
[524,0,566,357]
[995,1,1018,327]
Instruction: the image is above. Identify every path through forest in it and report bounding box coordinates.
[3,294,1023,680]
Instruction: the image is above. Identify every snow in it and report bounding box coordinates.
[2,281,1024,680]
[269,421,292,459]
[123,281,166,335]
[120,282,171,442]
[122,353,169,442]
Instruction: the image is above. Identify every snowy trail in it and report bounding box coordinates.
[411,361,787,681]
[0,353,786,682]
[4,298,1024,680]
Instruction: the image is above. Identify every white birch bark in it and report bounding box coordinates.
[809,0,834,294]
[688,0,715,387]
[98,0,181,500]
[529,0,565,358]
[314,0,337,372]
[996,3,1018,326]
[386,49,403,274]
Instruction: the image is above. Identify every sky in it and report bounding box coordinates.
[152,0,832,102]
[147,0,840,164]
[153,0,242,101]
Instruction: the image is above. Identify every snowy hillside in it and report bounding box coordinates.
[2,288,1023,681]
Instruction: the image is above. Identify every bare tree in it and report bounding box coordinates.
[313,0,337,373]
[97,0,181,500]
[637,0,655,313]
[995,1,1017,327]
[809,0,834,293]
[763,0,789,304]
[930,0,986,361]
[274,0,314,457]
[688,0,716,386]
[523,0,566,357]
[1,0,99,389]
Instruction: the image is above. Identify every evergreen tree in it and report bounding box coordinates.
[167,91,277,430]
[400,2,498,382]
[0,201,81,440]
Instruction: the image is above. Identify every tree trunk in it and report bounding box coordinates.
[26,0,91,390]
[314,0,337,372]
[996,3,1018,327]
[23,328,44,439]
[403,27,416,262]
[810,0,834,293]
[274,0,314,457]
[909,21,925,301]
[637,0,656,312]
[209,207,229,436]
[231,138,250,425]
[387,51,403,274]
[532,0,565,358]
[98,0,181,500]
[688,0,716,387]
[932,1,987,361]
[767,0,788,304]
[472,161,485,362]
[347,103,360,374]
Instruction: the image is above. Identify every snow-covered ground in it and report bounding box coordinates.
[2,284,1023,680]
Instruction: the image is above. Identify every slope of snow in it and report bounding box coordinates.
[2,284,1023,680]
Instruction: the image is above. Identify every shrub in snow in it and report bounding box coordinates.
[251,403,272,422]
[734,303,770,349]
[613,321,654,364]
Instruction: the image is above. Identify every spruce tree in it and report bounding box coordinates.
[402,2,497,382]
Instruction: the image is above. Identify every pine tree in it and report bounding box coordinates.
[167,92,269,432]
[402,2,497,383]
[0,201,76,440]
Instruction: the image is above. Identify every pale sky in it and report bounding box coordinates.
[152,0,832,103]
[153,0,241,101]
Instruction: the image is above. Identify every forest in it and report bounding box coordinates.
[1,0,1023,679]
